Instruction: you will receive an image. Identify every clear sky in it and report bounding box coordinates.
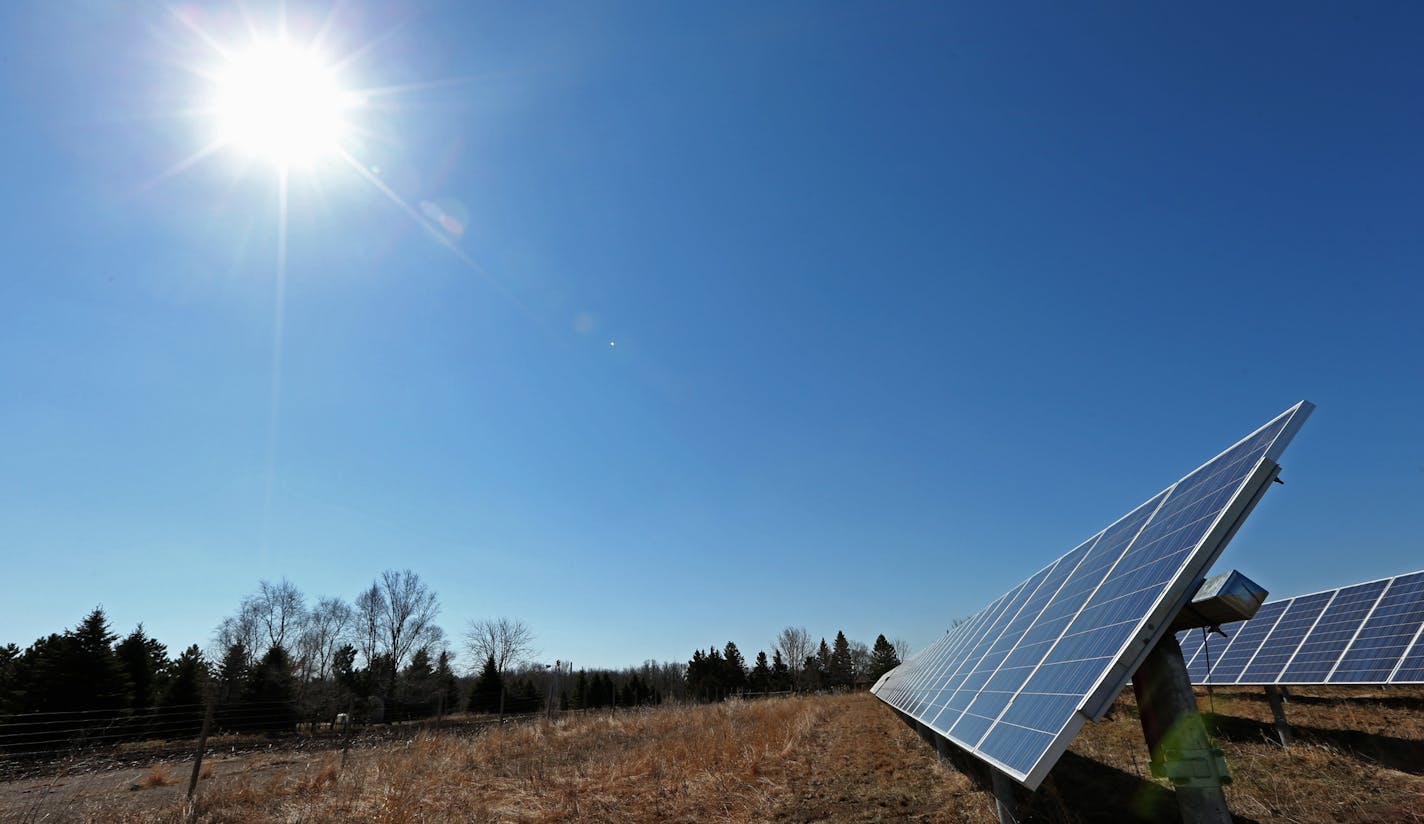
[1,2,1421,670]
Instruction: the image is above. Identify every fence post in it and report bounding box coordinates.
[185,688,216,816]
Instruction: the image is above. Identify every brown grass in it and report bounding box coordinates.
[5,689,1423,823]
[134,767,173,790]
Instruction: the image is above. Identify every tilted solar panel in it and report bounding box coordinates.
[872,402,1312,788]
[1184,568,1424,686]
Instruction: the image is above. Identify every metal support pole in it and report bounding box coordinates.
[1264,686,1292,747]
[1133,634,1233,824]
[991,768,1019,824]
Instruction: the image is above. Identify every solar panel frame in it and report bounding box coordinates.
[1389,620,1424,682]
[873,401,1313,789]
[1186,569,1424,686]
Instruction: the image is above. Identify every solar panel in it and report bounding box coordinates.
[1183,569,1424,686]
[872,402,1312,788]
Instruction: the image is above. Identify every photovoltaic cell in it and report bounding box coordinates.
[1332,572,1424,683]
[1393,639,1424,683]
[872,402,1311,788]
[1236,592,1331,683]
[1187,570,1424,686]
[1200,600,1290,683]
[1176,627,1206,670]
[1280,581,1388,682]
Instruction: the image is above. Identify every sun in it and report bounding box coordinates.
[210,39,357,169]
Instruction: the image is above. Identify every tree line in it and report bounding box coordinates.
[1,573,913,753]
[684,628,903,701]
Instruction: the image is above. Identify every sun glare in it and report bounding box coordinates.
[211,40,356,168]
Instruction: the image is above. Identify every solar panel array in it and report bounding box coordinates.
[872,402,1312,789]
[1181,569,1424,685]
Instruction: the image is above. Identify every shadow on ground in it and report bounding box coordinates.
[1205,712,1424,775]
[936,741,1264,824]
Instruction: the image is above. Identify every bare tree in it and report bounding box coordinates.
[773,626,812,691]
[252,579,306,650]
[375,569,443,675]
[848,640,871,687]
[354,583,384,669]
[213,607,263,666]
[892,637,912,662]
[464,618,536,675]
[465,618,536,715]
[214,579,307,668]
[300,596,353,681]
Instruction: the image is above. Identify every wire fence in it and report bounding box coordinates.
[0,693,705,784]
[0,698,552,783]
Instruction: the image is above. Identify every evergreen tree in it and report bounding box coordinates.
[803,654,824,692]
[705,647,726,700]
[0,644,17,711]
[116,625,168,709]
[750,651,772,692]
[467,654,503,713]
[215,641,250,731]
[685,650,707,701]
[163,647,207,706]
[243,645,298,733]
[161,645,208,737]
[6,634,66,713]
[771,649,790,692]
[588,672,612,708]
[829,631,853,689]
[400,647,436,719]
[572,669,589,709]
[507,678,541,713]
[332,645,360,694]
[434,651,460,715]
[723,642,747,694]
[66,608,131,711]
[868,634,902,682]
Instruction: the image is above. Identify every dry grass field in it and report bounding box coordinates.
[2,688,1421,823]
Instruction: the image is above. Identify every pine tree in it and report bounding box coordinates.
[332,645,360,694]
[0,643,18,712]
[216,641,250,731]
[750,651,772,692]
[572,669,589,709]
[401,648,436,719]
[829,631,853,689]
[7,634,67,713]
[771,649,790,691]
[467,654,503,713]
[806,638,831,691]
[66,607,131,711]
[154,644,207,738]
[434,651,460,716]
[243,645,297,734]
[218,643,248,691]
[163,647,207,706]
[723,642,747,694]
[868,634,902,682]
[116,625,168,709]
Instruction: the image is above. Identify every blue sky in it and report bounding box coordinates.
[1,2,1420,670]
